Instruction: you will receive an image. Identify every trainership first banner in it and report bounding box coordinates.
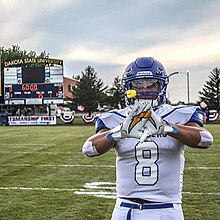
[8,116,56,125]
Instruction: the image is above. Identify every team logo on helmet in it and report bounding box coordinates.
[156,68,163,75]
[137,71,153,76]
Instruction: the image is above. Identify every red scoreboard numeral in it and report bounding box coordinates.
[38,93,43,98]
[22,84,38,91]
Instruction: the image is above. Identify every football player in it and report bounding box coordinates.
[82,57,213,220]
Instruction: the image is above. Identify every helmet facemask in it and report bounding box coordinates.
[123,77,168,108]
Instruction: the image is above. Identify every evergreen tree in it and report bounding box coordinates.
[0,45,49,63]
[199,67,220,111]
[72,66,107,115]
[107,76,125,109]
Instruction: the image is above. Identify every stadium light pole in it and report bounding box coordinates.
[186,70,190,103]
[169,70,190,103]
[0,51,2,98]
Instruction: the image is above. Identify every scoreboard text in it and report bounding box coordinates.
[4,64,64,105]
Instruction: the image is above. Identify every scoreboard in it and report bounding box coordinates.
[4,65,64,105]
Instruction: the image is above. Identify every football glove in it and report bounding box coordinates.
[107,101,152,141]
[140,109,178,143]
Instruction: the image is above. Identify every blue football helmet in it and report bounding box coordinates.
[122,57,169,108]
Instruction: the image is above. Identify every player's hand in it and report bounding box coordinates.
[140,109,178,142]
[107,101,152,141]
[140,109,166,142]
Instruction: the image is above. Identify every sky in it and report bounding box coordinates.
[1,0,220,103]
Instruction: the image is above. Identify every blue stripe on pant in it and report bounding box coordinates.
[120,202,174,220]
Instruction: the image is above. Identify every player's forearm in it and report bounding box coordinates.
[82,130,116,157]
[168,124,213,148]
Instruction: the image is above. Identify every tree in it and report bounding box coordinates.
[0,45,49,64]
[106,76,125,109]
[72,66,107,115]
[199,67,220,112]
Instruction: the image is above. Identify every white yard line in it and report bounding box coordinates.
[1,151,217,156]
[0,186,79,191]
[185,167,220,170]
[0,186,219,196]
[189,153,219,156]
[1,163,219,170]
[0,144,47,146]
[0,151,32,154]
[183,192,220,195]
[0,149,83,157]
[1,163,116,168]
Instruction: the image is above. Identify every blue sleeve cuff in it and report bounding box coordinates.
[106,133,114,140]
[189,108,204,127]
[95,117,108,133]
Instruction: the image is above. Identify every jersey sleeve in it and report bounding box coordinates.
[95,116,108,132]
[161,105,204,126]
[95,109,127,133]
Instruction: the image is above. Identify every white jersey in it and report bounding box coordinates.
[95,104,203,204]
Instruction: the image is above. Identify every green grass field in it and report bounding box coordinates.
[0,124,219,220]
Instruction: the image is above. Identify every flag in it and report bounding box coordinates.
[77,105,85,112]
[97,102,102,111]
[118,103,122,109]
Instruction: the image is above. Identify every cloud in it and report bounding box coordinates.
[1,0,220,103]
[0,0,74,51]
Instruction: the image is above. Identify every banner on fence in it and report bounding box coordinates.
[8,116,56,125]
